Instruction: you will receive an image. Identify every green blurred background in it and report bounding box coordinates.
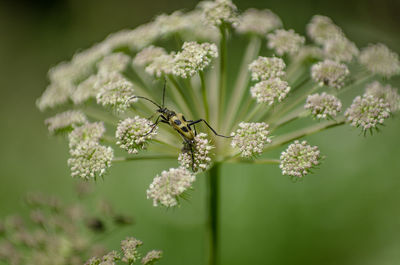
[1,0,400,264]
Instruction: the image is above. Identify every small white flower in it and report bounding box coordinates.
[280,140,321,178]
[306,15,343,45]
[323,36,359,62]
[116,117,157,154]
[231,122,272,157]
[311,60,349,89]
[365,81,400,112]
[45,110,87,135]
[359,43,400,77]
[69,122,105,148]
[305,92,342,119]
[97,52,131,74]
[178,133,214,172]
[141,250,162,265]
[250,78,290,105]
[172,41,218,78]
[36,83,70,111]
[248,56,286,81]
[133,46,167,66]
[71,75,99,105]
[199,0,239,27]
[153,11,190,36]
[267,29,305,56]
[68,141,114,180]
[96,72,137,112]
[146,167,196,207]
[345,94,391,132]
[145,53,175,78]
[121,237,143,263]
[235,8,282,35]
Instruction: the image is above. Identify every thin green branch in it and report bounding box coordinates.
[112,154,177,163]
[226,158,280,164]
[207,164,220,265]
[217,25,227,131]
[199,71,210,121]
[265,117,346,151]
[167,75,194,118]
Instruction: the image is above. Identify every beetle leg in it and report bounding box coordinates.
[189,119,232,138]
[144,115,162,136]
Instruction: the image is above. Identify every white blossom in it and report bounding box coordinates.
[365,81,400,112]
[235,8,282,35]
[116,117,156,154]
[250,78,290,105]
[323,36,359,62]
[311,60,349,89]
[146,167,196,207]
[121,237,142,264]
[141,250,162,265]
[345,94,391,132]
[45,110,87,135]
[172,42,218,78]
[280,140,321,177]
[68,141,114,180]
[359,43,400,77]
[305,92,342,119]
[267,29,305,56]
[306,15,343,45]
[133,46,167,66]
[248,56,286,81]
[199,0,239,27]
[71,75,99,105]
[145,53,175,77]
[68,122,105,148]
[231,122,272,157]
[96,72,136,112]
[97,53,130,74]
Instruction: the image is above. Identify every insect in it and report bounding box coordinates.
[128,80,231,171]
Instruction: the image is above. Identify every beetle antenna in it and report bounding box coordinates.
[127,96,162,109]
[162,78,166,108]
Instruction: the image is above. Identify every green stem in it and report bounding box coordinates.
[224,36,262,130]
[218,25,227,130]
[265,117,346,151]
[207,163,220,265]
[227,158,280,164]
[167,75,194,117]
[200,71,210,121]
[112,154,176,163]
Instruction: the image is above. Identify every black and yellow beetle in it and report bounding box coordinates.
[128,81,231,170]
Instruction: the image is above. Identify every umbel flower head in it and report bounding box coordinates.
[280,140,321,178]
[38,1,400,209]
[116,117,157,154]
[146,167,196,207]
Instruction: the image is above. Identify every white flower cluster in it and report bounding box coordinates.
[68,140,114,180]
[145,53,175,78]
[248,56,286,81]
[97,52,130,74]
[172,41,218,78]
[178,133,214,172]
[121,237,143,263]
[306,15,343,45]
[323,36,359,63]
[153,11,191,37]
[267,29,305,56]
[71,75,98,105]
[280,140,321,178]
[365,81,400,112]
[116,117,157,154]
[133,46,167,66]
[311,60,349,89]
[250,78,290,105]
[359,43,400,78]
[96,72,137,112]
[45,110,87,135]
[294,46,324,63]
[146,167,196,207]
[199,0,239,27]
[141,250,162,265]
[305,92,342,119]
[345,94,391,132]
[68,122,105,148]
[235,8,282,35]
[231,122,272,157]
